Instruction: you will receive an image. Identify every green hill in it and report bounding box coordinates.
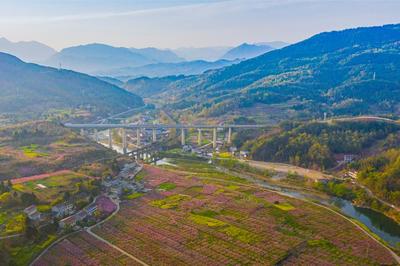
[247,120,400,170]
[145,24,400,121]
[0,121,119,180]
[0,52,144,121]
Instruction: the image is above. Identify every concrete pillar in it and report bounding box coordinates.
[152,128,157,142]
[227,127,232,145]
[122,128,127,154]
[181,128,186,146]
[108,129,112,149]
[94,129,99,142]
[197,129,202,146]
[136,128,141,146]
[80,129,85,136]
[213,128,217,149]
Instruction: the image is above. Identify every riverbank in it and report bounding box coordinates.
[218,159,400,250]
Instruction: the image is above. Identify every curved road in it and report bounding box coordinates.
[245,160,334,180]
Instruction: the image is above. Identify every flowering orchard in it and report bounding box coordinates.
[90,165,397,265]
[35,163,397,265]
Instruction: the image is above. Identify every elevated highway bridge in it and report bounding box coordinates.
[64,123,269,154]
[64,115,398,154]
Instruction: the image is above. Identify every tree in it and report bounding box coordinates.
[63,191,71,201]
[20,192,38,205]
[25,218,38,240]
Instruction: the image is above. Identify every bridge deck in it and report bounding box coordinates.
[64,123,268,129]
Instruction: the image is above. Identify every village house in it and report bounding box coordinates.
[23,205,41,221]
[85,203,98,216]
[344,154,356,163]
[240,150,250,159]
[51,202,74,218]
[59,215,76,229]
[59,209,88,229]
[118,163,139,179]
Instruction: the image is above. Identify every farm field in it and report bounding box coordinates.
[12,171,96,203]
[32,232,139,266]
[0,171,96,238]
[37,158,398,265]
[0,121,118,181]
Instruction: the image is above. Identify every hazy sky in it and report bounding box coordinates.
[1,0,400,50]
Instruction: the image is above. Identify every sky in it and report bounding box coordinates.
[0,0,400,50]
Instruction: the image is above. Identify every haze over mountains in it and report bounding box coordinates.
[0,38,288,79]
[45,43,282,78]
[0,37,56,63]
[98,59,241,80]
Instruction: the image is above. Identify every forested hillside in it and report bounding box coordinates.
[0,52,143,121]
[248,121,400,170]
[144,24,400,120]
[351,149,400,206]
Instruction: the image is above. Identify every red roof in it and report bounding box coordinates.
[96,196,117,214]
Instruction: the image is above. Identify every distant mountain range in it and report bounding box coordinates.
[0,37,56,63]
[45,43,155,74]
[139,24,400,121]
[172,46,232,61]
[130,47,185,63]
[124,75,188,98]
[221,43,275,60]
[0,39,288,79]
[172,42,289,61]
[0,52,143,120]
[97,59,241,80]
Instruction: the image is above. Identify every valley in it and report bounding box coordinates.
[31,157,400,265]
[1,9,400,265]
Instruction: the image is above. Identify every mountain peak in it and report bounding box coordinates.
[221,43,275,60]
[0,37,56,63]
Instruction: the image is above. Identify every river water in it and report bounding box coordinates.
[249,176,400,248]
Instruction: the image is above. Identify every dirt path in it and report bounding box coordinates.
[86,200,149,266]
[0,233,22,240]
[86,228,148,266]
[245,160,335,180]
[11,170,95,184]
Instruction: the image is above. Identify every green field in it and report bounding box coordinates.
[12,173,92,204]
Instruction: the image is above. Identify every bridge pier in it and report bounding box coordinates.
[122,128,127,154]
[108,129,113,149]
[197,129,202,146]
[152,128,157,142]
[80,129,85,136]
[181,128,186,146]
[136,128,141,146]
[213,128,217,149]
[227,127,232,145]
[94,129,99,142]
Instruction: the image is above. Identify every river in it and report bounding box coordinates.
[243,172,400,248]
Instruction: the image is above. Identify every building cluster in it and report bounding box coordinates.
[102,162,148,199]
[22,162,146,231]
[58,196,116,229]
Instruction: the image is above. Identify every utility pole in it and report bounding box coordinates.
[181,128,186,146]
